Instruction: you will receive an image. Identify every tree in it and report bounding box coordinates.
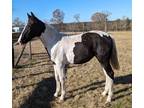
[123,17,131,30]
[50,9,64,24]
[73,14,80,22]
[73,14,81,32]
[115,19,121,31]
[91,11,111,32]
[12,17,25,27]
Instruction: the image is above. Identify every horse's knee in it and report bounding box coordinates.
[102,62,114,80]
[108,71,114,80]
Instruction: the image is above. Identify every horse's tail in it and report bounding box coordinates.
[110,37,120,70]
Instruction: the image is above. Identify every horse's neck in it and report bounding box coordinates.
[40,24,62,54]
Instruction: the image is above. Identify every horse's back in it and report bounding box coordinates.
[52,31,113,64]
[73,32,112,63]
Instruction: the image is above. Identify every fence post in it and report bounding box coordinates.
[15,45,26,67]
[29,41,32,60]
[12,44,15,68]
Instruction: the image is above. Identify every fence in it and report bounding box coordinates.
[52,21,132,32]
[12,32,32,68]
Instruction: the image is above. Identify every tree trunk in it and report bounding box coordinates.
[15,45,26,67]
[12,44,15,68]
[29,42,32,60]
[104,19,108,32]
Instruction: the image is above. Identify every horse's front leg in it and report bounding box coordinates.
[53,65,60,98]
[55,63,66,101]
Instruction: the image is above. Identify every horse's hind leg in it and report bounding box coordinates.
[101,68,109,97]
[102,62,114,103]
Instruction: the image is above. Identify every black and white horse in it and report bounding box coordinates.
[17,12,119,103]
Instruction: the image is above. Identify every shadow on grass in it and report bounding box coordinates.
[14,73,132,107]
[12,70,53,81]
[13,52,52,69]
[114,74,132,84]
[66,73,132,100]
[19,76,56,108]
[66,80,105,100]
[32,53,48,59]
[113,87,132,101]
[15,59,52,69]
[113,73,132,101]
[13,83,37,91]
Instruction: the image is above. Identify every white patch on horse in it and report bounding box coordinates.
[40,24,61,56]
[102,68,109,96]
[89,30,110,37]
[40,24,82,64]
[17,24,27,43]
[60,34,82,64]
[102,68,113,103]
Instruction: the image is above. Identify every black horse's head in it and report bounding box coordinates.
[17,12,46,45]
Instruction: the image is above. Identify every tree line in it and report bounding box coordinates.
[52,19,131,32]
[13,9,131,32]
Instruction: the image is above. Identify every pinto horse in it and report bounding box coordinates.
[17,12,119,103]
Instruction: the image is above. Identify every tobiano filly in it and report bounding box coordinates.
[17,12,120,103]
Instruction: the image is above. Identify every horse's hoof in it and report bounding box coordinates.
[58,96,65,102]
[54,93,58,98]
[105,97,111,104]
[101,91,107,97]
[58,98,64,103]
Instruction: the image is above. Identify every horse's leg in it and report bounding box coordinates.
[101,68,109,97]
[53,65,60,97]
[102,62,114,103]
[56,63,66,101]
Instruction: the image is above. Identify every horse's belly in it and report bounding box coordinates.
[73,43,94,64]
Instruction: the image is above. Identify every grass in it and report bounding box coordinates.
[12,31,132,108]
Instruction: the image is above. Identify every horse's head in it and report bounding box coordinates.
[17,12,46,45]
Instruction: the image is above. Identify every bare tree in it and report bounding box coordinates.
[50,9,64,24]
[122,16,131,30]
[115,19,121,31]
[73,14,80,22]
[43,19,49,24]
[73,14,81,32]
[91,11,111,32]
[12,17,25,27]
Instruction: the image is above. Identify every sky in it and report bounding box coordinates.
[12,0,131,23]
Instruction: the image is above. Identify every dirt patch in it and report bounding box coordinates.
[13,31,132,108]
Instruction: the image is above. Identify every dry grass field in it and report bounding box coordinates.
[12,31,132,108]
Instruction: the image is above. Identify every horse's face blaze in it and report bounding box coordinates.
[20,12,46,44]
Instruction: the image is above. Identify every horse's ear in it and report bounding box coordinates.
[31,12,36,18]
[27,13,31,18]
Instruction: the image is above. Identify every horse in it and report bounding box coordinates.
[16,12,120,103]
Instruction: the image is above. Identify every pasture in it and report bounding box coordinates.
[12,31,131,108]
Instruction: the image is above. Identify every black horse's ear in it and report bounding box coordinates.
[27,13,31,18]
[31,12,36,18]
